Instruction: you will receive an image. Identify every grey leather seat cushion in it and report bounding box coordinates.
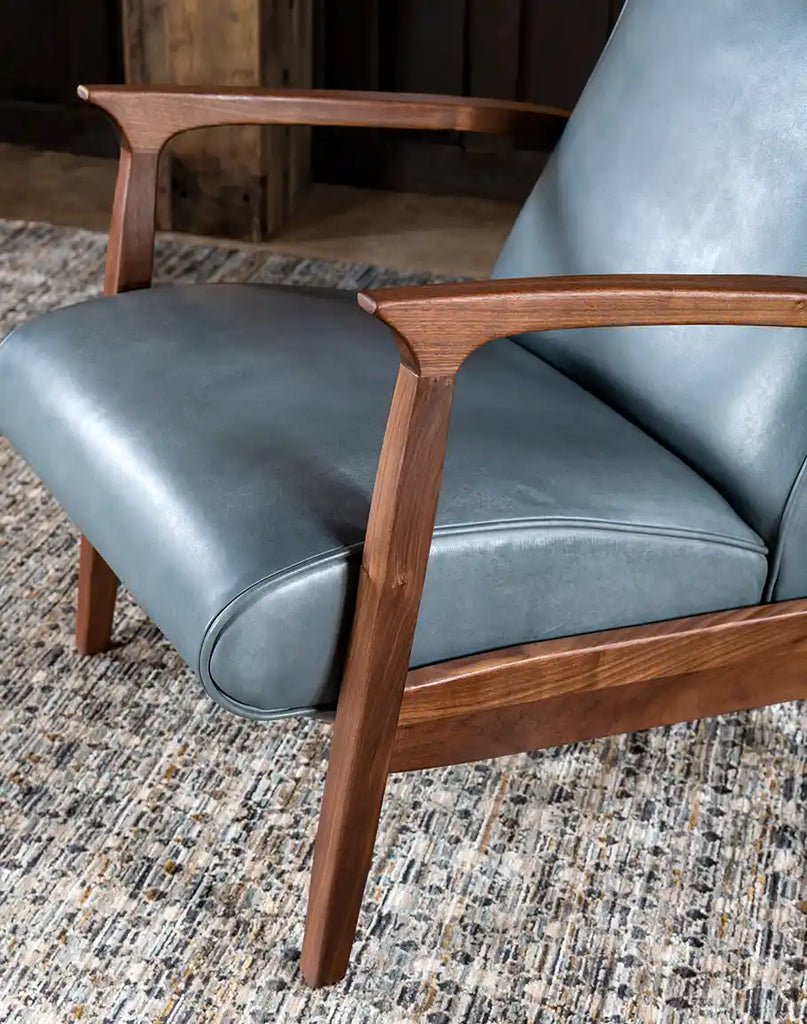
[0,284,768,718]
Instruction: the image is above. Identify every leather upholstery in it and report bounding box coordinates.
[3,0,804,718]
[494,0,807,598]
[0,285,767,717]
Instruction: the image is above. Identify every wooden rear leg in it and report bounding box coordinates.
[75,535,118,655]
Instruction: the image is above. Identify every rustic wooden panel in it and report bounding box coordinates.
[121,0,171,225]
[263,0,314,233]
[315,0,381,91]
[123,0,312,239]
[122,0,167,83]
[121,0,619,219]
[0,3,73,102]
[162,0,265,238]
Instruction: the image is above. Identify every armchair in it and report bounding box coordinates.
[2,0,806,991]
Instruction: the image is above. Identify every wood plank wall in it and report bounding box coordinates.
[123,0,312,239]
[313,0,626,201]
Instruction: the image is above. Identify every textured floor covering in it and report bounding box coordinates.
[1,220,807,1023]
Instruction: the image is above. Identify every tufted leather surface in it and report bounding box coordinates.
[494,0,807,599]
[0,285,767,717]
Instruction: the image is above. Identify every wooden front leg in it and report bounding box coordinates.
[300,366,455,987]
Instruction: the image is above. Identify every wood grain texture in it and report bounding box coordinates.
[76,134,159,654]
[122,0,315,238]
[392,653,807,773]
[122,0,167,85]
[263,0,314,232]
[162,0,265,238]
[301,366,455,987]
[103,145,160,294]
[75,536,119,656]
[79,85,569,153]
[359,274,807,375]
[401,599,807,724]
[391,600,807,772]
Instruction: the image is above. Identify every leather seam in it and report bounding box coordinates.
[197,515,767,707]
[430,516,766,554]
[204,513,768,665]
[0,318,26,353]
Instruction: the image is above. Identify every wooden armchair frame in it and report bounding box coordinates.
[76,85,807,988]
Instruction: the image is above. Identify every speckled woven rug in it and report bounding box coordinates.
[1,219,806,1024]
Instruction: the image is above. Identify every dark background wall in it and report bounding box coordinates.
[0,1,624,200]
[0,0,124,154]
[313,0,626,200]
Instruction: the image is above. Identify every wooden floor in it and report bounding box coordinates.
[0,143,519,278]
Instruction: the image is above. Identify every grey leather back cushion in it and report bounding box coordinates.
[494,0,807,600]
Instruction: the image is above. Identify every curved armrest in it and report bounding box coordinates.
[79,84,569,153]
[359,274,807,376]
[83,85,568,296]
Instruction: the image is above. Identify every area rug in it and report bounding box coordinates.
[1,219,806,1024]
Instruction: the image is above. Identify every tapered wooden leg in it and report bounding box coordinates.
[300,678,396,987]
[300,367,455,987]
[75,535,118,655]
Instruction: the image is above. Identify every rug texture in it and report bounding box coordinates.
[1,219,806,1024]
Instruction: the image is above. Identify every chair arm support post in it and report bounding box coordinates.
[104,143,160,295]
[301,366,455,985]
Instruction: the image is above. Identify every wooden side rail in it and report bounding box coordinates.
[392,600,807,771]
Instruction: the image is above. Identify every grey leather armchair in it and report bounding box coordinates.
[2,0,807,988]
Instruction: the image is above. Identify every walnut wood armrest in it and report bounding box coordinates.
[359,274,807,376]
[81,85,568,296]
[79,84,569,154]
